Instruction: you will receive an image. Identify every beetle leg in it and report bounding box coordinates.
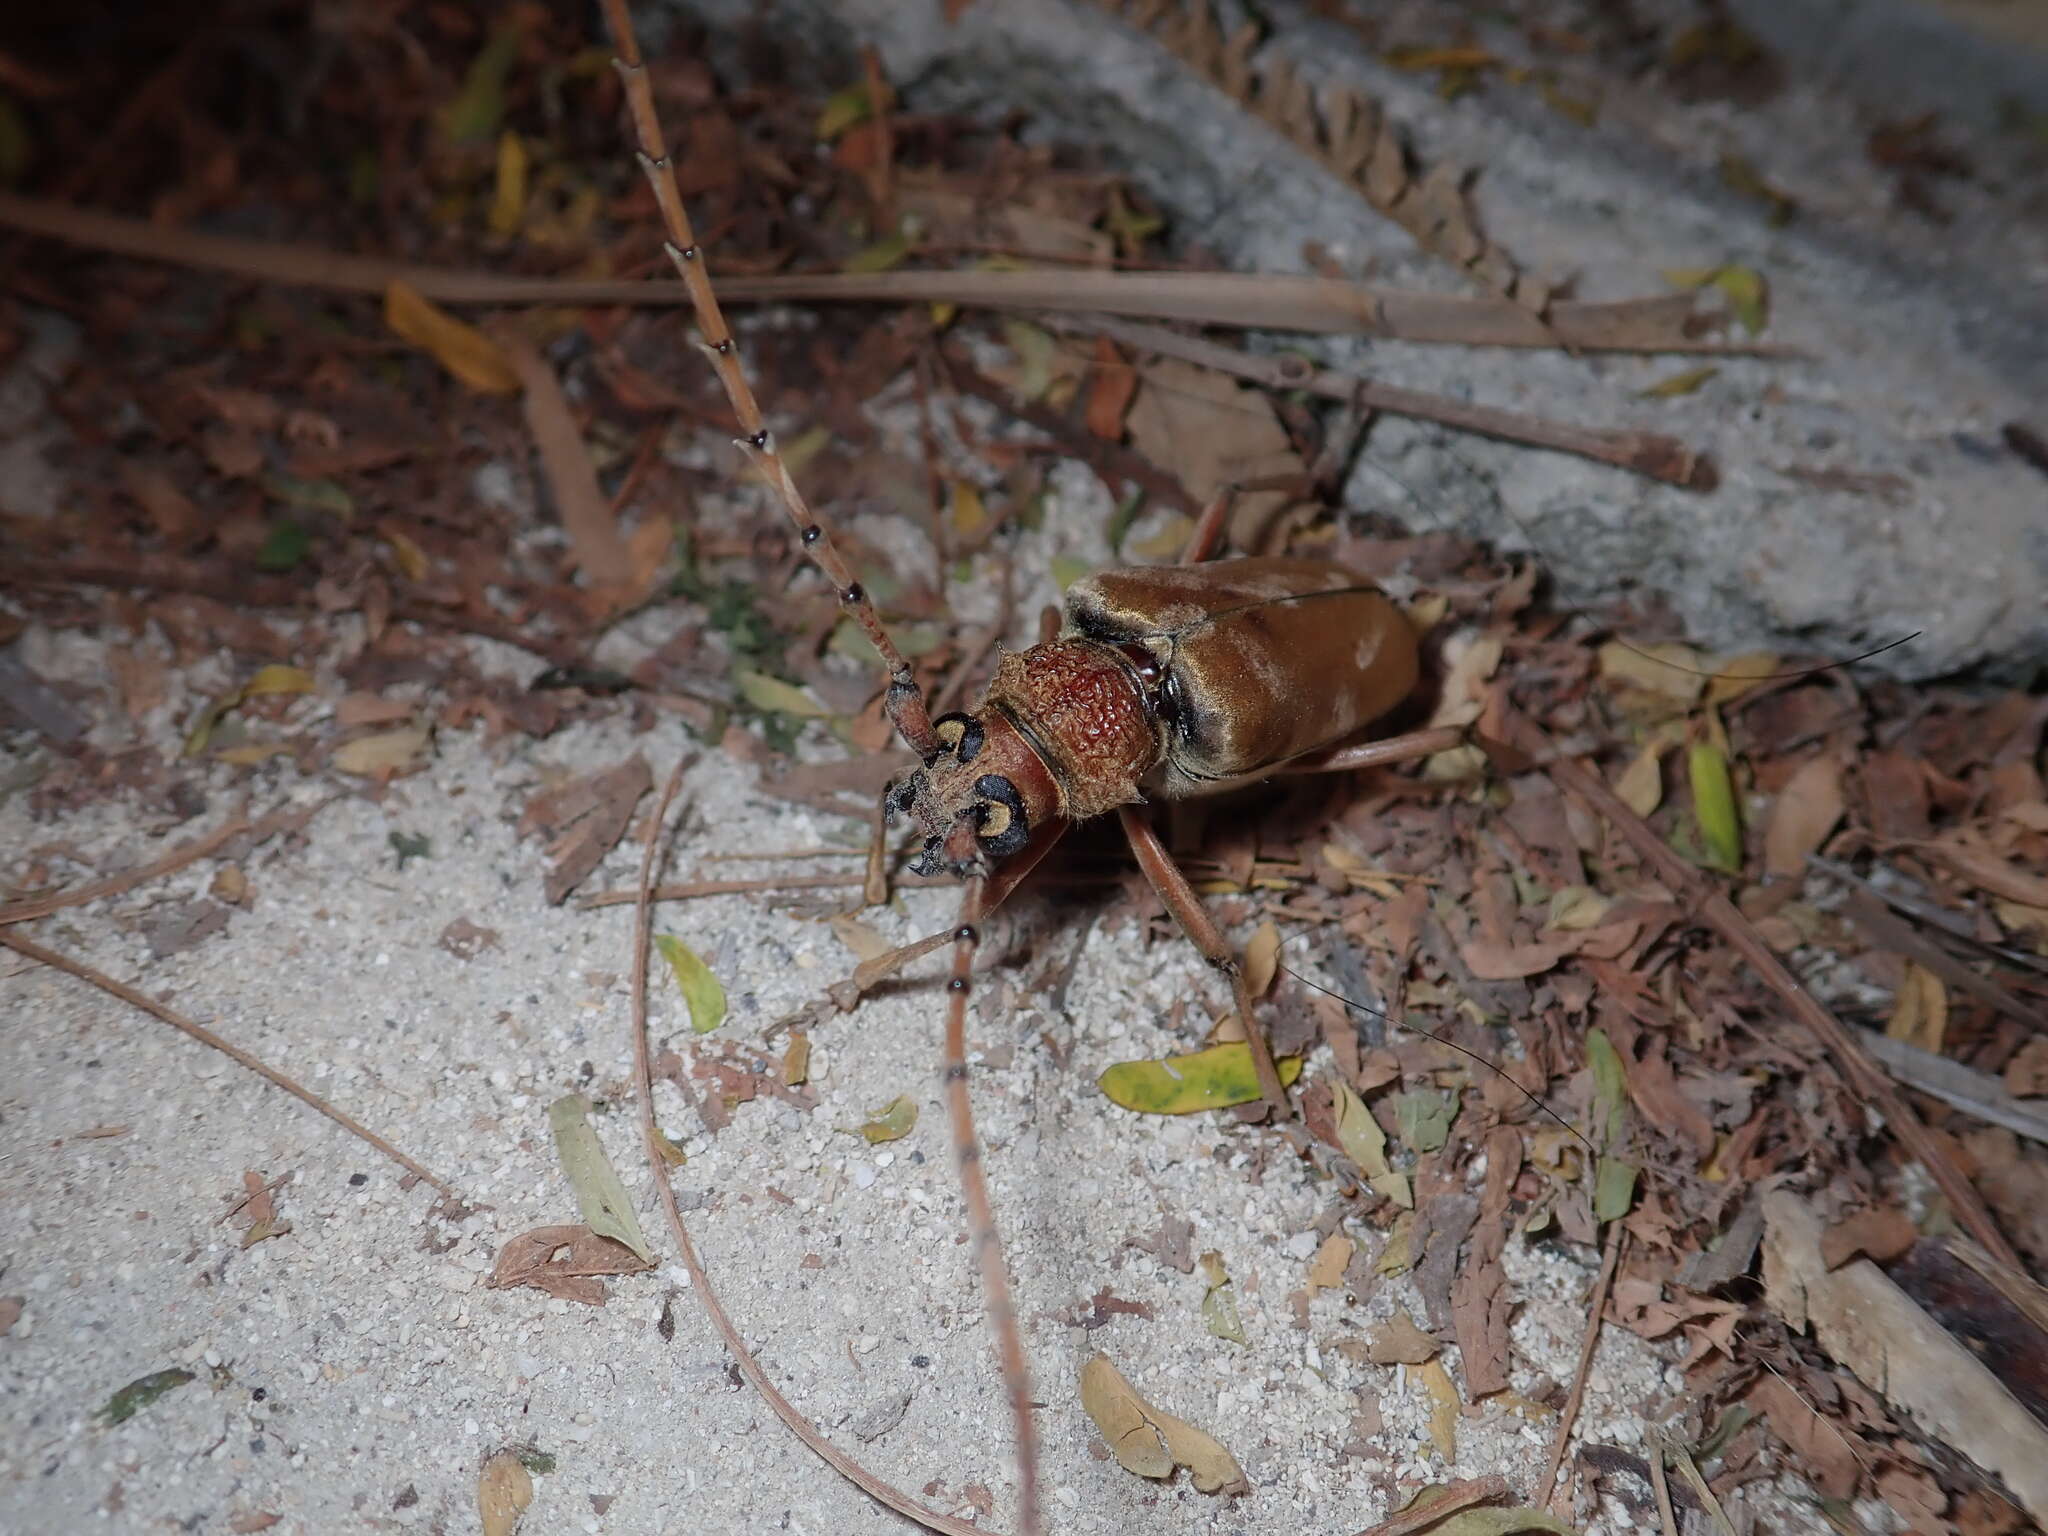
[1116,804,1291,1120]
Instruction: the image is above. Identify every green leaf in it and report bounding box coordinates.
[255,518,311,573]
[98,1368,195,1426]
[515,1447,557,1475]
[546,1093,654,1264]
[1391,1089,1456,1152]
[999,318,1059,401]
[653,935,727,1034]
[1334,1079,1411,1207]
[845,231,913,273]
[734,669,830,719]
[815,83,872,141]
[1585,1027,1628,1147]
[1097,1044,1302,1115]
[1594,1155,1639,1221]
[850,1094,918,1145]
[1688,741,1744,872]
[441,24,523,145]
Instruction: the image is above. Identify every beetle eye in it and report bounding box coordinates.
[970,773,1029,859]
[932,711,984,764]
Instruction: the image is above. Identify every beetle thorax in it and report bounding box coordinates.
[896,639,1161,877]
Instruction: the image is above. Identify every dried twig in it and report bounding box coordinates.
[1045,312,1714,488]
[1538,1218,1624,1509]
[0,929,454,1196]
[1349,1475,1511,1536]
[0,803,308,926]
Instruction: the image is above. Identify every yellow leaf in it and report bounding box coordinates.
[948,479,987,538]
[1703,651,1782,708]
[243,665,315,697]
[384,279,520,395]
[815,84,872,141]
[1688,741,1744,872]
[1598,640,1706,703]
[477,1449,534,1536]
[650,1126,687,1168]
[845,231,912,273]
[381,526,430,581]
[1098,1044,1303,1114]
[1544,885,1612,931]
[1614,740,1666,817]
[1078,1355,1249,1495]
[1886,962,1948,1052]
[331,724,431,777]
[489,130,528,238]
[1417,1356,1460,1460]
[1640,364,1718,399]
[735,669,830,719]
[1242,921,1282,999]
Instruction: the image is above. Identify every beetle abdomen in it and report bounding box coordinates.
[1065,558,1417,794]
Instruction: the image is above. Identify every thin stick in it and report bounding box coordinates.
[1538,1218,1625,1509]
[625,759,988,1536]
[1349,1475,1511,1536]
[0,929,454,1196]
[0,189,1794,354]
[579,871,947,909]
[1648,1432,1679,1536]
[0,807,269,926]
[598,0,938,759]
[940,888,1042,1536]
[1044,313,1714,490]
[1508,706,2022,1268]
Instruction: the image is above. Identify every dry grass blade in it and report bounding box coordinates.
[0,191,1786,352]
[0,929,455,1196]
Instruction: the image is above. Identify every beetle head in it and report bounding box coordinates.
[890,708,1060,878]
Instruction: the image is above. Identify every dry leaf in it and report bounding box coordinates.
[386,279,519,394]
[1615,741,1666,817]
[1886,962,1948,1052]
[1078,1355,1249,1496]
[520,756,652,905]
[331,723,431,778]
[1367,1309,1440,1365]
[1599,640,1707,703]
[1123,356,1305,549]
[1242,920,1282,998]
[1306,1233,1354,1292]
[1417,1356,1461,1459]
[1765,754,1844,876]
[477,1449,534,1536]
[487,1224,652,1306]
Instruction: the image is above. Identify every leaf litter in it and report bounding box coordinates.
[0,6,2042,1533]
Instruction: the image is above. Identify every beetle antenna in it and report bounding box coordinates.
[598,0,941,763]
[942,890,1042,1536]
[1278,961,1595,1155]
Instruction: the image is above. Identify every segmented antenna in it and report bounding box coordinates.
[599,0,940,762]
[593,8,1042,1534]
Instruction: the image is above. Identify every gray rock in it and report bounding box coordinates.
[648,0,2048,679]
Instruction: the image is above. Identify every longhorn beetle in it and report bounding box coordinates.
[600,6,1488,1532]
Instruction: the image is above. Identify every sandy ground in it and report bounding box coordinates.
[0,593,1832,1536]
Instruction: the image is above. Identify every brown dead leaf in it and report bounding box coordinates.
[118,462,202,545]
[227,1170,290,1248]
[487,1224,653,1307]
[1765,754,1844,877]
[1079,1354,1249,1496]
[477,1449,534,1536]
[438,918,501,961]
[2005,1039,2048,1098]
[1366,1309,1440,1365]
[1417,1356,1461,1459]
[493,326,634,591]
[1123,356,1305,551]
[1306,1233,1354,1292]
[1460,934,1576,980]
[1821,1207,1919,1269]
[520,756,653,905]
[0,1297,23,1337]
[1924,831,2048,908]
[226,1514,281,1534]
[1242,920,1282,999]
[1085,334,1138,441]
[334,692,419,728]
